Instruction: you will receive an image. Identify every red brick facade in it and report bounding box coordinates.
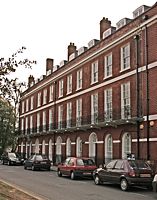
[18,3,157,167]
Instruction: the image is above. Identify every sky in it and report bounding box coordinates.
[0,0,156,83]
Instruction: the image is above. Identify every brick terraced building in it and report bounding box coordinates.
[18,2,157,166]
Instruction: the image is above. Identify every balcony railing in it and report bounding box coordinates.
[20,106,142,136]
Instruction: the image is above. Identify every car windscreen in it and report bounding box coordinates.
[35,155,47,161]
[128,160,150,169]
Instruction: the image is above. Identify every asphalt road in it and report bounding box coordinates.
[0,164,157,200]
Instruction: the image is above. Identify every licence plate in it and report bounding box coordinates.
[41,162,46,164]
[83,172,91,175]
[140,174,151,177]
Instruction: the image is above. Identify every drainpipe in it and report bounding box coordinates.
[53,81,57,164]
[144,25,150,160]
[134,34,140,159]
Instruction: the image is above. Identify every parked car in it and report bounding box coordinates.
[1,152,24,165]
[93,159,154,191]
[57,157,97,180]
[24,154,51,171]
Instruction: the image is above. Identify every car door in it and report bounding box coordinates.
[110,160,125,184]
[60,158,71,175]
[26,155,34,168]
[99,160,117,182]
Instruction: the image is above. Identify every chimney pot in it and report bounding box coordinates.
[46,58,54,72]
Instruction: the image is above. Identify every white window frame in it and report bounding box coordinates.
[49,84,54,102]
[121,43,130,71]
[30,96,34,110]
[25,117,28,134]
[76,98,82,127]
[37,113,40,133]
[37,92,41,107]
[122,132,131,158]
[22,101,25,113]
[30,115,33,134]
[67,102,72,128]
[26,99,29,112]
[121,82,131,119]
[105,134,113,163]
[104,53,112,78]
[104,88,112,121]
[67,74,72,94]
[59,79,63,98]
[58,105,63,129]
[43,111,46,132]
[43,89,47,105]
[91,60,98,84]
[76,69,82,90]
[49,108,53,131]
[91,93,98,124]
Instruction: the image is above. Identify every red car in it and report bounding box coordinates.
[57,157,97,180]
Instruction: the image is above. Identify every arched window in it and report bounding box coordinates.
[122,132,131,158]
[66,138,71,157]
[49,139,52,161]
[105,134,113,163]
[56,136,62,164]
[89,132,97,160]
[76,137,82,157]
[21,141,23,154]
[42,140,45,155]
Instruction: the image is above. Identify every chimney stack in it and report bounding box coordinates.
[28,75,35,87]
[67,42,77,61]
[46,58,54,72]
[100,17,111,40]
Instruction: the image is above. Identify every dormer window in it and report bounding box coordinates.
[116,18,131,30]
[133,5,150,19]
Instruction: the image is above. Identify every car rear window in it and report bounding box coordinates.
[8,153,16,158]
[77,159,95,166]
[128,160,150,169]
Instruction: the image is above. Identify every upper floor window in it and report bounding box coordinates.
[91,93,98,124]
[26,99,29,112]
[67,102,72,128]
[43,89,47,105]
[121,82,131,119]
[25,117,28,134]
[49,84,54,102]
[76,69,82,90]
[49,108,53,131]
[67,74,72,94]
[121,43,130,71]
[76,98,82,127]
[104,53,112,78]
[21,118,24,131]
[30,115,33,134]
[22,101,25,114]
[37,112,40,133]
[104,88,112,121]
[30,96,34,110]
[37,92,41,107]
[58,105,63,129]
[91,60,98,84]
[59,79,63,98]
[43,111,46,132]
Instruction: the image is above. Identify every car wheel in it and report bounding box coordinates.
[120,178,129,191]
[24,165,27,170]
[2,160,4,165]
[94,175,102,185]
[31,165,35,171]
[7,161,10,166]
[70,171,75,180]
[57,169,62,177]
[47,167,51,171]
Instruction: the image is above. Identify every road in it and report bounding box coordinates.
[0,164,157,200]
